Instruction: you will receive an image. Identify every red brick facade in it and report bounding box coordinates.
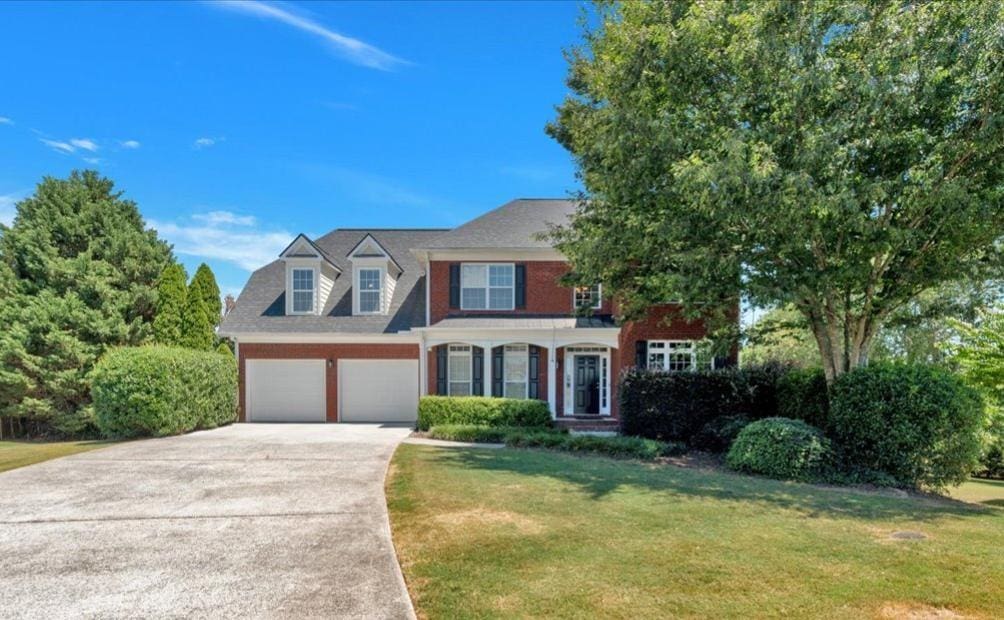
[238,343,419,422]
[428,260,615,324]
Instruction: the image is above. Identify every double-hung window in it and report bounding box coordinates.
[503,344,528,399]
[291,268,315,313]
[647,340,698,371]
[357,268,382,314]
[448,345,472,396]
[461,263,514,310]
[574,284,602,310]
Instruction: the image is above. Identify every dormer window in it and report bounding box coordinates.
[291,268,315,313]
[357,268,383,314]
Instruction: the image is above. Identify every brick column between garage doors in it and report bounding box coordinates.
[238,343,421,422]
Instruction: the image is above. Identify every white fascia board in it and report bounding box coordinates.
[228,332,423,344]
[414,326,620,349]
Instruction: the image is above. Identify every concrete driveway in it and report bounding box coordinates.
[0,424,416,619]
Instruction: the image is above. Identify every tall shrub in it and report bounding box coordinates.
[153,263,188,346]
[189,263,222,326]
[180,294,214,351]
[92,346,237,437]
[777,367,829,429]
[829,363,985,489]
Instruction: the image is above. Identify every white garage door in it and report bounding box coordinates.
[246,359,326,422]
[339,359,419,423]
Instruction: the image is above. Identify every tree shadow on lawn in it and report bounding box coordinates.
[430,447,993,523]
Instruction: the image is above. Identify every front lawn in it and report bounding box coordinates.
[0,439,114,473]
[949,478,1004,508]
[387,445,1004,619]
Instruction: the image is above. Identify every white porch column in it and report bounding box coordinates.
[419,336,428,396]
[546,345,557,417]
[479,341,492,397]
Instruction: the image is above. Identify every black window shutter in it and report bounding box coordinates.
[491,346,504,397]
[472,346,484,396]
[515,264,526,309]
[436,345,448,394]
[528,345,540,399]
[449,264,460,309]
[635,340,648,368]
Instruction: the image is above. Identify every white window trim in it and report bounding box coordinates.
[354,266,385,315]
[647,340,706,371]
[460,262,515,311]
[503,344,529,400]
[447,344,473,396]
[573,284,602,311]
[289,266,317,315]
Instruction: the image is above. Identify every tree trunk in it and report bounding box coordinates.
[804,306,877,385]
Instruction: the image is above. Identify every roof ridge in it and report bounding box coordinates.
[332,227,451,231]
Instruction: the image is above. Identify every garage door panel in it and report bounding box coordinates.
[246,359,326,422]
[339,360,418,423]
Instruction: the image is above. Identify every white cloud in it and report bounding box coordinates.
[193,210,257,226]
[120,140,141,149]
[150,211,292,271]
[69,138,99,152]
[39,138,76,154]
[211,1,407,71]
[0,194,18,226]
[82,157,102,165]
[0,117,12,125]
[193,136,223,149]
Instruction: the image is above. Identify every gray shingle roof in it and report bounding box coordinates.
[419,198,577,249]
[220,229,446,335]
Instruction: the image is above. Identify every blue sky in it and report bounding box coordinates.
[0,1,586,297]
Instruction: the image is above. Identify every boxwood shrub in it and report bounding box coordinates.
[692,415,750,453]
[92,346,237,438]
[777,367,829,429]
[426,424,527,443]
[725,417,834,482]
[416,396,551,431]
[829,363,985,489]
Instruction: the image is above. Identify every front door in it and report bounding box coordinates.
[573,355,600,414]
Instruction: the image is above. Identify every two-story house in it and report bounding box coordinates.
[220,199,735,428]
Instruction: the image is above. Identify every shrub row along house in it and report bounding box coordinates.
[220,199,737,427]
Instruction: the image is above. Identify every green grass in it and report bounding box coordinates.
[387,445,1004,619]
[0,439,114,473]
[948,477,1004,508]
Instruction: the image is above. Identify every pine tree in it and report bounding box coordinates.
[153,263,188,346]
[189,263,222,327]
[0,171,173,435]
[180,294,214,351]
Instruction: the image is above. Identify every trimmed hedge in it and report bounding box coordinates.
[425,424,685,460]
[92,346,237,438]
[692,415,750,452]
[426,424,529,443]
[829,363,985,489]
[417,396,551,431]
[726,417,834,482]
[619,363,789,445]
[777,367,829,429]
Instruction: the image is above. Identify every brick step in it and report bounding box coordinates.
[555,417,621,432]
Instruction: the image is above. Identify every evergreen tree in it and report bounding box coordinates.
[0,171,172,435]
[153,263,188,346]
[216,341,234,358]
[180,294,214,351]
[189,263,222,325]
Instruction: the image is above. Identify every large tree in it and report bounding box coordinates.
[549,1,1004,381]
[0,171,173,435]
